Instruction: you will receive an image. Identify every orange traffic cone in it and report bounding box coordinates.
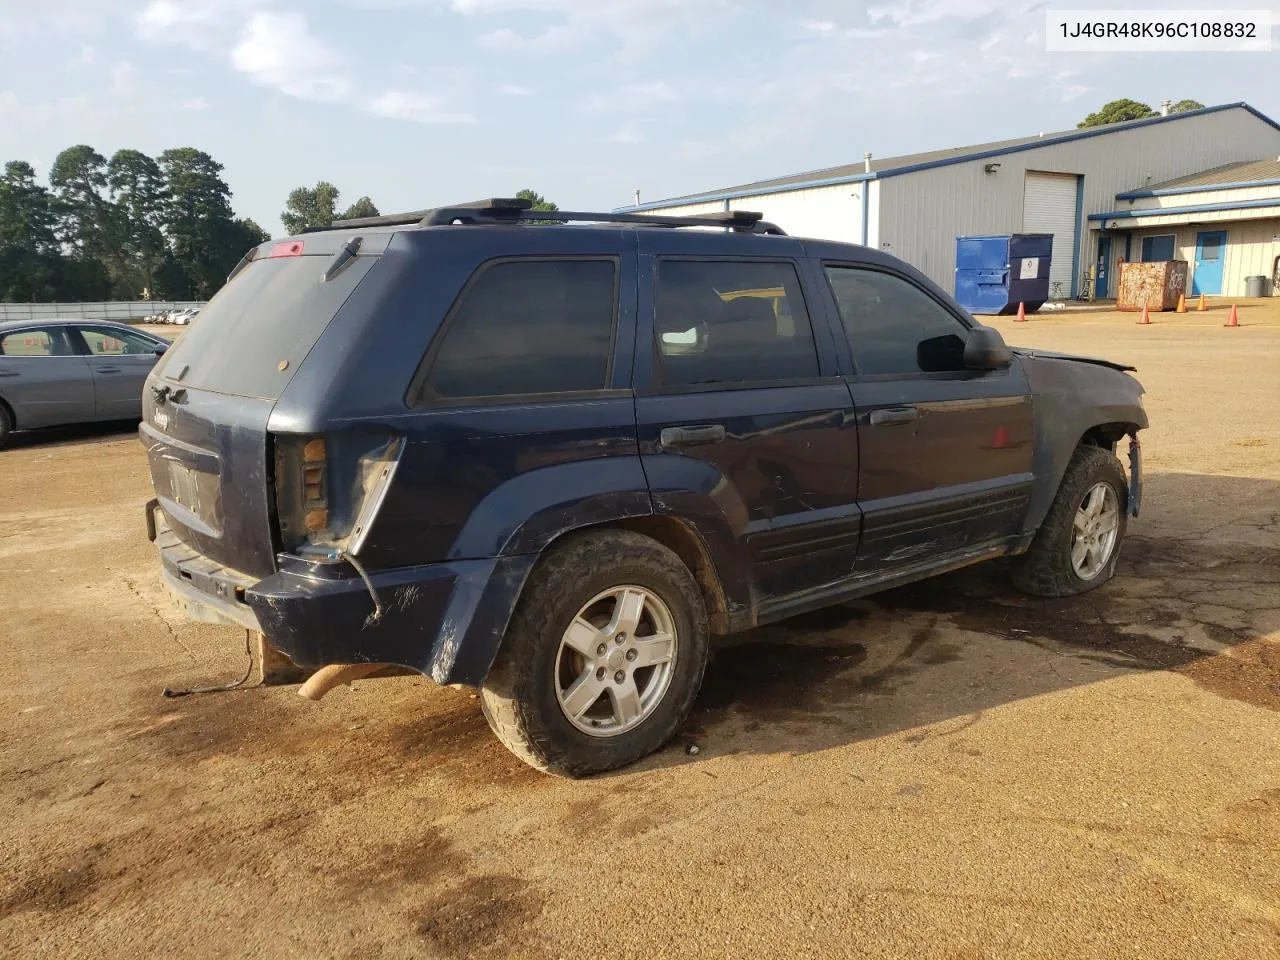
[1225,304,1239,328]
[1175,293,1186,313]
[1197,293,1207,311]
[1014,301,1027,322]
[1137,304,1151,325]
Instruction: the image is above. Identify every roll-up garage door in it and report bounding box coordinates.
[1022,172,1079,297]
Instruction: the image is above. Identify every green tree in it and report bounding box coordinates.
[515,188,562,225]
[48,144,127,291]
[107,149,167,297]
[0,161,68,301]
[339,196,380,221]
[1077,99,1158,128]
[158,147,236,298]
[281,181,340,235]
[1169,99,1204,114]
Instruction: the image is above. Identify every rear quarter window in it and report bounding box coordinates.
[412,258,618,403]
[155,254,377,400]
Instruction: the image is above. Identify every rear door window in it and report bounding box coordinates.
[78,328,161,356]
[654,260,819,386]
[0,327,79,357]
[155,253,376,399]
[415,258,617,402]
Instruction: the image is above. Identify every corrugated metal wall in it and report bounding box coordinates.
[726,184,863,244]
[631,200,727,218]
[1128,219,1280,296]
[876,107,1280,292]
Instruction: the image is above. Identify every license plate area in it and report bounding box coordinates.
[168,460,202,513]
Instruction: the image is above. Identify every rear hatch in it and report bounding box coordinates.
[140,235,384,577]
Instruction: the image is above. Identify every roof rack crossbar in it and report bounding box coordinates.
[321,198,786,235]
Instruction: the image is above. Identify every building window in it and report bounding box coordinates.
[1140,234,1176,262]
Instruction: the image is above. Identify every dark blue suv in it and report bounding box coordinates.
[141,198,1146,776]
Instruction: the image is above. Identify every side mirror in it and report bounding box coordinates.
[964,325,1012,371]
[154,345,168,356]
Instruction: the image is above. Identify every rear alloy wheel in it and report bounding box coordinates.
[0,404,12,449]
[554,585,679,737]
[480,530,709,777]
[1013,444,1129,597]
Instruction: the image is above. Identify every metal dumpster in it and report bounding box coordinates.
[1117,260,1188,311]
[954,234,1052,315]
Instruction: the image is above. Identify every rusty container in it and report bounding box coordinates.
[1116,259,1189,311]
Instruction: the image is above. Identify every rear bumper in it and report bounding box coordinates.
[146,501,536,686]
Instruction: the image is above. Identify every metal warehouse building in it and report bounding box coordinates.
[625,102,1280,301]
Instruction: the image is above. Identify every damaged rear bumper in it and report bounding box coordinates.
[145,500,536,686]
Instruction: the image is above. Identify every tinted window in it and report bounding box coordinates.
[1141,235,1176,262]
[0,327,77,357]
[156,253,376,400]
[80,328,160,356]
[825,266,970,376]
[423,259,616,400]
[655,260,818,386]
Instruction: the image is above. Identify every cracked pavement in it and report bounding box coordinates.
[1,304,1278,959]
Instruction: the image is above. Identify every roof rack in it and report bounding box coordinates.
[321,198,786,235]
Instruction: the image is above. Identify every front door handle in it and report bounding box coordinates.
[869,406,919,426]
[97,366,122,374]
[0,370,17,378]
[660,424,726,448]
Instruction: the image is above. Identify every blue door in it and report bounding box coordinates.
[1193,230,1227,296]
[1095,236,1111,299]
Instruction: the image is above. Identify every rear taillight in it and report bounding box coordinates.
[274,432,403,557]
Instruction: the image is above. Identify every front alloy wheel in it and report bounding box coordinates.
[1070,481,1121,580]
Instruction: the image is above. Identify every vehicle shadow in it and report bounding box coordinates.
[627,471,1280,775]
[3,420,141,451]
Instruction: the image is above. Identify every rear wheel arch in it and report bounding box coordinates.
[532,516,731,636]
[0,396,13,445]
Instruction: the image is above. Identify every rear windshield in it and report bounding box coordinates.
[156,254,376,399]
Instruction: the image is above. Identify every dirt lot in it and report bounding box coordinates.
[3,301,1279,960]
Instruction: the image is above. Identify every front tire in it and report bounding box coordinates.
[0,403,12,449]
[1012,444,1129,597]
[480,530,709,777]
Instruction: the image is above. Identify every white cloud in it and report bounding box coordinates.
[110,61,138,95]
[230,11,351,102]
[180,97,211,111]
[800,19,836,33]
[609,128,643,144]
[495,83,534,96]
[367,90,476,124]
[478,24,578,52]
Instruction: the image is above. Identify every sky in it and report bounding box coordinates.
[1,0,1278,236]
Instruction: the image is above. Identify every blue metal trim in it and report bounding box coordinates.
[1088,197,1280,221]
[622,171,877,212]
[618,103,1277,214]
[860,183,870,246]
[1117,176,1280,200]
[1071,175,1084,298]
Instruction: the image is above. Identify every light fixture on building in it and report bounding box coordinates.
[984,162,1001,174]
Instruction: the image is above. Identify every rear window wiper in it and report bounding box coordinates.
[322,237,363,282]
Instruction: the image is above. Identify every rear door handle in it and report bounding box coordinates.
[869,406,918,426]
[97,366,122,374]
[0,370,17,378]
[660,424,726,448]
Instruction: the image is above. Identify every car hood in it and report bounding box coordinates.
[1012,347,1135,373]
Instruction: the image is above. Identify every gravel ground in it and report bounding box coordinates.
[2,300,1278,960]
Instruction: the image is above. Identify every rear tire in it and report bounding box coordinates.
[1012,444,1128,598]
[480,530,709,777]
[0,403,12,449]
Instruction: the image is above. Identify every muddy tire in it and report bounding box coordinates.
[0,403,11,449]
[1012,444,1129,598]
[480,530,709,777]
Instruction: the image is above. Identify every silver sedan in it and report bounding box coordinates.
[0,319,169,448]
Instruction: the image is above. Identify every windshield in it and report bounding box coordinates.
[155,253,376,400]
